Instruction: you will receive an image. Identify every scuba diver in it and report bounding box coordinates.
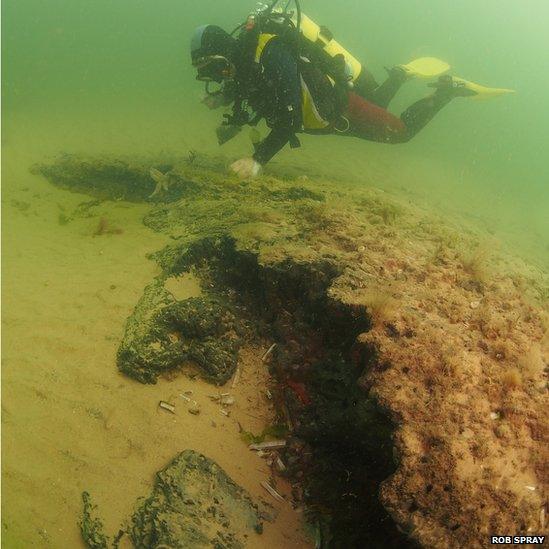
[190,5,513,179]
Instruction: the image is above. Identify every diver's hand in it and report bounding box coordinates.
[202,94,225,110]
[230,158,262,179]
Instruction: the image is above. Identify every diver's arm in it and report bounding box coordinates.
[253,127,295,165]
[252,39,301,166]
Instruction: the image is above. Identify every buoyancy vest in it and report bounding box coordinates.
[254,33,338,131]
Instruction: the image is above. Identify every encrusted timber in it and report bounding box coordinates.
[151,236,369,337]
[32,155,201,203]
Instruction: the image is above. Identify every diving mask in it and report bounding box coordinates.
[194,55,235,82]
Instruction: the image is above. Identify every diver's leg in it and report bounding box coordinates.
[398,91,453,142]
[343,87,451,144]
[356,58,452,108]
[396,76,472,142]
[353,67,405,107]
[344,92,407,143]
[352,67,380,99]
[362,67,408,109]
[343,76,471,145]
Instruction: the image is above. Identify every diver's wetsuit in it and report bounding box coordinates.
[246,39,453,165]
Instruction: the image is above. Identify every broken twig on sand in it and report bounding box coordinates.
[231,365,241,388]
[249,440,286,451]
[159,401,175,414]
[260,481,285,502]
[261,343,277,362]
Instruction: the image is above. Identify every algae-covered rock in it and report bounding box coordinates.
[117,239,249,385]
[80,451,264,548]
[117,285,241,384]
[80,492,111,549]
[128,450,263,549]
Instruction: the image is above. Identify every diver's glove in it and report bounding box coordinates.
[229,157,262,179]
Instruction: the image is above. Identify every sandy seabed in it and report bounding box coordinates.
[1,150,310,548]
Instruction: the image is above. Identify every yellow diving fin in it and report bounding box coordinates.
[398,57,450,79]
[452,76,515,100]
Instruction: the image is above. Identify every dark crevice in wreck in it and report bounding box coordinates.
[150,237,414,548]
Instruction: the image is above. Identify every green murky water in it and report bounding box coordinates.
[2,1,548,547]
[4,1,548,266]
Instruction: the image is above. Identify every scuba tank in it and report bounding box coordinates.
[238,2,362,93]
[296,13,363,86]
[254,3,362,87]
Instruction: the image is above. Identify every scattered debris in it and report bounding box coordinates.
[220,409,231,417]
[265,389,273,400]
[221,394,235,406]
[178,392,201,415]
[159,401,175,414]
[275,456,287,472]
[249,440,286,451]
[209,393,236,406]
[231,365,241,388]
[262,343,277,363]
[260,480,285,503]
[470,300,480,309]
[188,404,201,415]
